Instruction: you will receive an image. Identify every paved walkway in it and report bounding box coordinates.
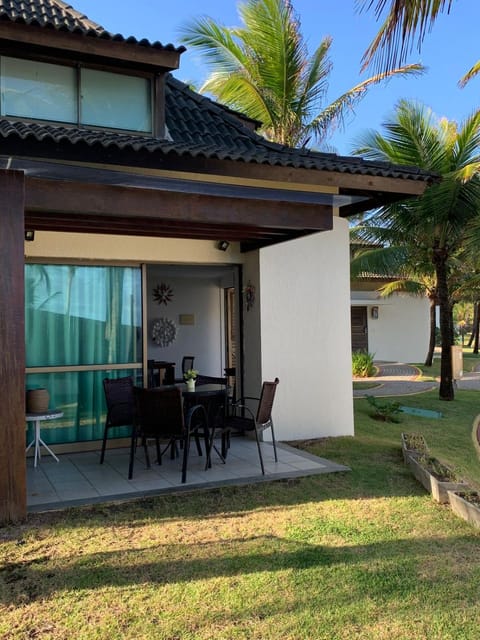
[353,361,480,397]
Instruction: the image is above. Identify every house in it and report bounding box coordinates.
[0,0,434,523]
[351,278,430,363]
[349,244,430,363]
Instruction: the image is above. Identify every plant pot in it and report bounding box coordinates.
[186,379,196,392]
[26,388,50,413]
[448,490,480,529]
[405,452,467,504]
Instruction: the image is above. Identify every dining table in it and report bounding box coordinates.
[160,383,228,467]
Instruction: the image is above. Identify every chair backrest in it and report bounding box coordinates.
[182,356,195,374]
[133,386,185,438]
[196,375,227,386]
[103,376,134,426]
[256,378,279,426]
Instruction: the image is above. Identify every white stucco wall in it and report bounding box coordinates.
[27,226,355,442]
[351,291,430,363]
[255,217,354,441]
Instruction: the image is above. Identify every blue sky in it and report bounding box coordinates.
[72,0,479,155]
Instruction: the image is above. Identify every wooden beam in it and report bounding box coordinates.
[25,178,333,232]
[0,169,26,524]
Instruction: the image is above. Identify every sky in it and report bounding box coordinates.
[71,0,480,155]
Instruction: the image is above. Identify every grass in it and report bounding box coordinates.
[413,350,480,381]
[2,392,480,638]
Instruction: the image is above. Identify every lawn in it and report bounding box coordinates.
[1,390,480,639]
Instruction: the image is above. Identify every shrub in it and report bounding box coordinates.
[352,350,375,377]
[366,395,402,422]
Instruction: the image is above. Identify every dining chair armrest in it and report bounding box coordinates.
[231,403,256,421]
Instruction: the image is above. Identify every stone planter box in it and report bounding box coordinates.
[400,432,428,463]
[405,452,467,504]
[448,490,480,529]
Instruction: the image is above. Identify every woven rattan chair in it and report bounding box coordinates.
[210,378,279,474]
[101,376,135,465]
[131,386,208,482]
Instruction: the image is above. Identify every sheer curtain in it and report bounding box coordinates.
[25,264,141,444]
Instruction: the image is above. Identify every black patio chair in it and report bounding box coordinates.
[174,356,195,383]
[209,378,279,475]
[131,386,208,482]
[101,376,135,465]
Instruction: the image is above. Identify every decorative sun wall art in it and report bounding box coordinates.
[152,282,174,306]
[152,317,177,347]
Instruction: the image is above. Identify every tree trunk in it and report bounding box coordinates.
[424,297,436,367]
[467,302,478,347]
[474,305,480,354]
[434,250,454,400]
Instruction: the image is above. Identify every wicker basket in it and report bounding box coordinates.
[26,388,50,413]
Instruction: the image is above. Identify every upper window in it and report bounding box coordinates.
[0,56,152,133]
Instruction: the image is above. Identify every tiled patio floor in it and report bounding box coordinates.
[27,437,349,512]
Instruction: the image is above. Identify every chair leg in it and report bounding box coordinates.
[194,433,203,456]
[181,431,191,484]
[128,432,136,480]
[270,422,278,462]
[100,426,109,464]
[142,436,151,470]
[155,438,161,465]
[253,427,265,475]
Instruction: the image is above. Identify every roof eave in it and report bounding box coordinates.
[0,19,183,72]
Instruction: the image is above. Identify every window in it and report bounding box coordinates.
[81,68,151,132]
[0,56,152,133]
[25,264,142,444]
[1,57,76,123]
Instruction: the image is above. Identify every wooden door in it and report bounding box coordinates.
[351,306,368,352]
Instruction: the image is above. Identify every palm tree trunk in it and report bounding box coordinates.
[424,297,436,366]
[434,250,454,400]
[467,302,478,347]
[474,306,480,354]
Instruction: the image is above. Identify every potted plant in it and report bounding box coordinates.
[448,490,480,529]
[183,368,199,392]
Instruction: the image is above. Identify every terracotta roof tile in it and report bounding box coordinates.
[0,1,435,184]
[0,0,184,52]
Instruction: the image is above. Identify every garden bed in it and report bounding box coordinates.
[448,490,480,529]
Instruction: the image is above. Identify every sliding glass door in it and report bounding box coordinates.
[25,264,142,445]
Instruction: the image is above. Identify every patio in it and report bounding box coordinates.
[26,437,349,512]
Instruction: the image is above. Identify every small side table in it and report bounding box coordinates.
[26,409,64,467]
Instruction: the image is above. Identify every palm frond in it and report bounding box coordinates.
[458,59,480,88]
[358,0,454,73]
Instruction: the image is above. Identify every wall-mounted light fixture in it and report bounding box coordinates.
[24,230,35,241]
[217,240,230,251]
[371,306,379,319]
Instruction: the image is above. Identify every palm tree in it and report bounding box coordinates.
[359,0,480,86]
[178,0,423,147]
[353,100,480,400]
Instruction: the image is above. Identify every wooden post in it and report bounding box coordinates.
[0,169,26,523]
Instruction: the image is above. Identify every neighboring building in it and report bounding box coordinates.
[0,0,434,522]
[351,277,430,363]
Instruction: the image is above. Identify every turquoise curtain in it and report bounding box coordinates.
[25,265,142,445]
